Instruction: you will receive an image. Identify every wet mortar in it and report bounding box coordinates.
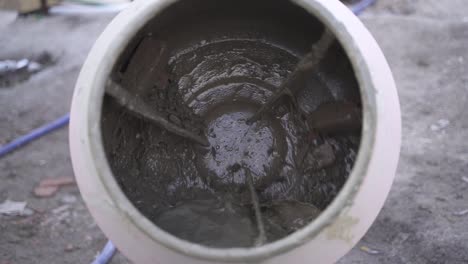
[101,0,361,248]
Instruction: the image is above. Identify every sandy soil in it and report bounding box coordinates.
[0,0,467,263]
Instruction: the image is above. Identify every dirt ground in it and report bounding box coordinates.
[1,0,467,263]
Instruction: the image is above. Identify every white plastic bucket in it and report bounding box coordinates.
[70,0,401,263]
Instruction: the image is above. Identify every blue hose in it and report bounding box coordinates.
[0,114,70,158]
[92,241,116,264]
[350,0,377,15]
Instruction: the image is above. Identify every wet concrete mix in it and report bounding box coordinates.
[100,3,362,248]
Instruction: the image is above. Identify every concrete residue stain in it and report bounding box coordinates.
[325,214,359,244]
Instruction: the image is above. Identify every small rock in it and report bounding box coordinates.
[61,194,77,204]
[360,246,381,255]
[430,119,450,132]
[34,186,58,197]
[462,176,468,184]
[64,244,75,252]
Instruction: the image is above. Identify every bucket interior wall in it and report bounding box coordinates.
[100,0,362,248]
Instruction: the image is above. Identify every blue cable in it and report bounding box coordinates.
[350,0,377,15]
[92,240,117,264]
[0,114,70,158]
